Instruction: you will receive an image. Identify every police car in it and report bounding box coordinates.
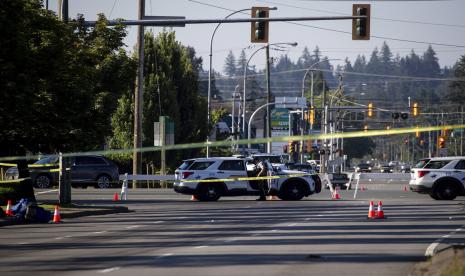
[409,156,465,200]
[174,157,321,201]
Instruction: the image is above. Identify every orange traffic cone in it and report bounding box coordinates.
[267,195,279,200]
[113,192,119,201]
[376,201,385,219]
[5,200,13,216]
[332,187,341,200]
[367,201,376,219]
[53,205,61,223]
[191,195,198,201]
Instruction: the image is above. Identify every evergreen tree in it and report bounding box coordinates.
[236,49,247,76]
[446,55,465,105]
[224,50,236,77]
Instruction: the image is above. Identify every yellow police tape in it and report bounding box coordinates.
[180,173,312,183]
[0,163,57,168]
[0,177,31,184]
[0,124,464,162]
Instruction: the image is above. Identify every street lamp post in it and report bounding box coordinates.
[242,42,297,147]
[300,59,341,163]
[207,8,250,157]
[248,102,275,149]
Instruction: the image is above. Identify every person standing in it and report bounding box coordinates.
[253,157,268,201]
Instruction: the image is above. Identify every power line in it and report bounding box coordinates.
[109,0,118,18]
[188,0,465,48]
[258,0,465,28]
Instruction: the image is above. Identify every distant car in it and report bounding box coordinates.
[410,156,465,200]
[400,163,411,173]
[380,165,394,173]
[355,163,372,173]
[4,155,119,189]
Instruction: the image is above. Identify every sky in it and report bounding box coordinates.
[48,0,465,73]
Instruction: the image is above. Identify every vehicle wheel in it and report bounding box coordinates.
[429,193,441,200]
[198,183,221,202]
[435,182,458,200]
[35,174,52,189]
[95,174,112,189]
[282,181,305,201]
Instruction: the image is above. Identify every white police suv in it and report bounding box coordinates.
[409,156,465,200]
[174,157,321,201]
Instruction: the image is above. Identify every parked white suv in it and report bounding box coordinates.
[409,156,465,200]
[174,157,321,201]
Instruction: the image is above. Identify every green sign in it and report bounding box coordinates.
[271,108,289,131]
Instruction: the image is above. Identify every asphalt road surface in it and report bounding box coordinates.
[1,183,464,276]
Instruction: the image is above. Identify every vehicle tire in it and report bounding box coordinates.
[281,181,305,201]
[435,182,458,200]
[429,193,441,200]
[198,183,221,202]
[34,174,52,189]
[95,174,112,189]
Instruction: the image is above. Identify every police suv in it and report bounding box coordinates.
[174,157,321,201]
[409,156,465,200]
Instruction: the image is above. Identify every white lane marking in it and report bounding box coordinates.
[251,233,260,237]
[125,225,140,229]
[288,223,297,227]
[305,218,311,221]
[152,221,164,224]
[18,242,29,245]
[55,237,64,240]
[157,253,173,258]
[64,235,73,238]
[270,229,278,232]
[194,246,208,249]
[98,267,121,274]
[177,217,188,219]
[456,228,462,231]
[93,231,107,234]
[442,235,451,238]
[34,189,59,195]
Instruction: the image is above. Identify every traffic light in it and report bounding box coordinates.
[438,136,446,148]
[251,7,269,43]
[309,106,315,126]
[367,102,373,117]
[412,102,419,117]
[415,126,420,138]
[352,4,370,40]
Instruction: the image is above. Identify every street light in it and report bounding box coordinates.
[248,102,275,149]
[206,7,277,157]
[242,42,297,138]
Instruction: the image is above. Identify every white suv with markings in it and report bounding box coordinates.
[174,157,321,201]
[409,156,465,200]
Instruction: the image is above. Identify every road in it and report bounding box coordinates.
[1,183,464,276]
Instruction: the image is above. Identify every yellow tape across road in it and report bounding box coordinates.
[180,173,312,183]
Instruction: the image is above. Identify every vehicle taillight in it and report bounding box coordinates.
[417,170,430,178]
[182,171,194,179]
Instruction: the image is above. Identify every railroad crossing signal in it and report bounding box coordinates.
[352,4,371,40]
[251,7,269,43]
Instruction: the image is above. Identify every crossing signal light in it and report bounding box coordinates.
[367,102,373,117]
[309,106,315,126]
[412,102,419,117]
[438,136,446,148]
[251,7,269,43]
[352,4,370,40]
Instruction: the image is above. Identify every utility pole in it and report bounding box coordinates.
[133,0,145,188]
[265,44,272,153]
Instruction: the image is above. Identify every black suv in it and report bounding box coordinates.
[5,155,119,189]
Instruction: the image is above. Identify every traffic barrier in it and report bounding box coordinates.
[5,200,13,216]
[113,192,119,201]
[367,201,376,219]
[53,205,61,223]
[376,201,385,219]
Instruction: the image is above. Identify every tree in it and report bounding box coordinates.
[0,0,134,157]
[224,50,236,77]
[446,55,465,105]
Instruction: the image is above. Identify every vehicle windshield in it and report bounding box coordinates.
[413,159,430,168]
[34,156,58,164]
[189,161,215,170]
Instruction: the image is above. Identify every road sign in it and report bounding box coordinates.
[275,97,306,109]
